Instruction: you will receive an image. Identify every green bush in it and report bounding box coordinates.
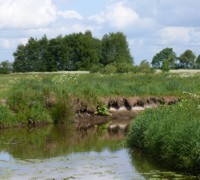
[100,64,117,74]
[126,98,200,175]
[116,62,133,73]
[90,64,104,73]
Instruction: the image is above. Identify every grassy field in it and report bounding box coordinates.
[0,71,200,126]
[0,71,200,175]
[1,70,200,99]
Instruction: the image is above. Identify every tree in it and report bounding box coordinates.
[74,31,102,70]
[101,32,133,66]
[151,48,176,68]
[196,55,200,69]
[161,59,170,72]
[12,31,133,72]
[137,60,154,73]
[13,44,27,72]
[179,49,196,69]
[0,60,12,74]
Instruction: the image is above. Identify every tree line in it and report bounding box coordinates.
[12,31,133,72]
[1,31,200,74]
[151,48,200,71]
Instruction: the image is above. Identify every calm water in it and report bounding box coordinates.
[0,125,196,179]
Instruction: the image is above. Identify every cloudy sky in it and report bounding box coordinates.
[0,0,200,64]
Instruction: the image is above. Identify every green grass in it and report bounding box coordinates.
[126,97,200,175]
[1,72,200,98]
[0,72,200,127]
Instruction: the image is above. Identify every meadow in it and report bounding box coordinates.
[0,70,200,175]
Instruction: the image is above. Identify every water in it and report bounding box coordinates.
[0,125,197,179]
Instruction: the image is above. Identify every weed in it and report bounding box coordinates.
[95,103,109,116]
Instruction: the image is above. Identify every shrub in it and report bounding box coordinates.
[90,64,104,73]
[100,64,117,74]
[116,62,133,73]
[126,98,200,175]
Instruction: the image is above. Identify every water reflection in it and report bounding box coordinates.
[0,125,197,179]
[0,125,123,159]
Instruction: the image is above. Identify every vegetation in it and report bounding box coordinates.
[1,72,200,127]
[126,95,200,175]
[152,48,176,69]
[0,60,12,74]
[151,47,200,70]
[13,31,133,72]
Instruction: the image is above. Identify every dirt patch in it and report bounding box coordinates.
[75,96,179,133]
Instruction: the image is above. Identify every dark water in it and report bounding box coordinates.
[0,125,197,179]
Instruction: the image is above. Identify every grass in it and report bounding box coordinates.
[126,95,200,175]
[0,71,200,127]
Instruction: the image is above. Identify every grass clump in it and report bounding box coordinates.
[7,76,75,126]
[126,96,200,175]
[0,105,15,127]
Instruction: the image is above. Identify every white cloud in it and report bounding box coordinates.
[160,27,191,45]
[105,1,139,28]
[88,13,106,24]
[88,1,140,29]
[0,38,28,49]
[58,10,83,20]
[88,1,155,31]
[0,0,57,29]
[26,24,94,38]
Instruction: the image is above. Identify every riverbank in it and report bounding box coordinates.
[126,95,200,176]
[0,73,199,177]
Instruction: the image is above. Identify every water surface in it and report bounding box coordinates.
[0,125,196,179]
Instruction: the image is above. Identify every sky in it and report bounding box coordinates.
[0,0,200,64]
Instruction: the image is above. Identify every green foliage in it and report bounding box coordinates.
[90,64,104,73]
[0,60,12,74]
[0,105,15,126]
[7,76,74,125]
[95,103,109,116]
[13,31,133,73]
[136,60,155,73]
[126,97,200,175]
[179,49,196,68]
[116,62,133,73]
[51,97,74,123]
[101,32,133,66]
[161,59,170,72]
[151,48,176,68]
[100,64,117,74]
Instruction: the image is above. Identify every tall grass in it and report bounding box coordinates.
[6,75,75,126]
[126,97,200,175]
[1,73,200,127]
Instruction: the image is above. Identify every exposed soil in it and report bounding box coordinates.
[75,96,179,135]
[0,96,179,131]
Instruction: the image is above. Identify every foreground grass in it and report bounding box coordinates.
[126,96,200,175]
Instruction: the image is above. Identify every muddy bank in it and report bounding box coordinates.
[0,96,179,130]
[74,96,179,135]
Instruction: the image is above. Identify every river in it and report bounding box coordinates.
[0,124,196,179]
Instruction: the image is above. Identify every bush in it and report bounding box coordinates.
[0,60,12,74]
[90,64,104,73]
[126,98,200,175]
[100,64,117,74]
[116,62,133,73]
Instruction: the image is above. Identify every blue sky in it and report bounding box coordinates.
[0,0,200,64]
